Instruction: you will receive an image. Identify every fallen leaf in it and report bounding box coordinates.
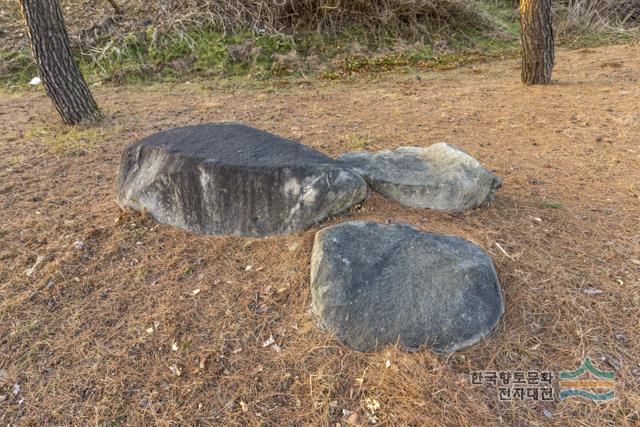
[192,288,201,295]
[169,364,181,376]
[240,400,249,412]
[345,411,358,425]
[365,397,380,413]
[171,342,178,351]
[263,335,275,347]
[25,255,45,277]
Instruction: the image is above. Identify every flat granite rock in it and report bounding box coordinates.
[337,143,501,211]
[310,221,504,352]
[116,123,367,236]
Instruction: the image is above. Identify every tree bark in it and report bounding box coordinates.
[19,0,102,124]
[520,0,554,85]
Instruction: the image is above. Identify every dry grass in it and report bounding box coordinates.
[145,0,493,39]
[0,0,493,53]
[555,0,640,29]
[1,45,640,425]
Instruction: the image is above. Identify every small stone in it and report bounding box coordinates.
[602,355,621,371]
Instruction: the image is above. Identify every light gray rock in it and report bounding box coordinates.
[310,221,504,352]
[336,143,501,210]
[116,123,367,237]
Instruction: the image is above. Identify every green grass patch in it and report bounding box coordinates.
[541,200,564,209]
[25,124,119,157]
[0,0,633,88]
[0,50,37,86]
[0,0,522,88]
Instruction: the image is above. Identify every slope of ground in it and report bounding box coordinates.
[0,45,639,425]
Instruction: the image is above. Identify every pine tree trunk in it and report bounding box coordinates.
[19,0,102,124]
[520,0,554,85]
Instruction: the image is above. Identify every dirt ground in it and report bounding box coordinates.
[1,45,639,426]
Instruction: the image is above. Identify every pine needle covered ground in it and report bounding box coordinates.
[1,45,639,425]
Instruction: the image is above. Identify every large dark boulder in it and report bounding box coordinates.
[337,144,501,211]
[310,221,504,352]
[116,123,367,236]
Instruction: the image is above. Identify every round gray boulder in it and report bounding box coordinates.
[310,221,504,352]
[116,123,367,237]
[336,143,501,211]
